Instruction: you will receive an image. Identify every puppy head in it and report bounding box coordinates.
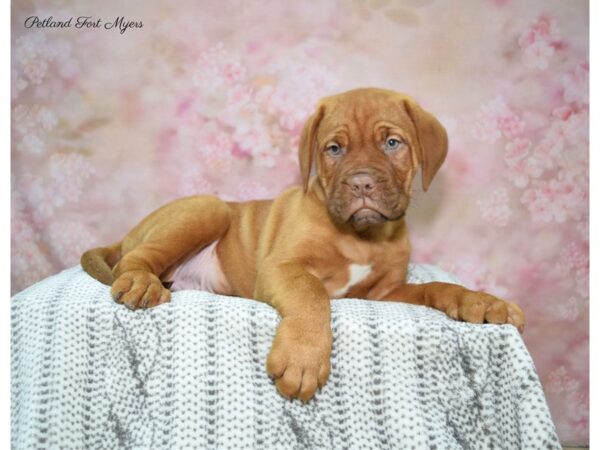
[299,88,448,231]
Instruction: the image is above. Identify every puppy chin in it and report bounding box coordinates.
[350,208,387,226]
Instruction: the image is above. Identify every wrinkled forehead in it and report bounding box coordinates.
[317,91,415,140]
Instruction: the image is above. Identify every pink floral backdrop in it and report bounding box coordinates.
[11,0,588,444]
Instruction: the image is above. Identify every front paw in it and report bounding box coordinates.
[266,317,332,401]
[111,270,171,310]
[446,290,525,333]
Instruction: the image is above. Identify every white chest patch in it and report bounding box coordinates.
[333,264,372,298]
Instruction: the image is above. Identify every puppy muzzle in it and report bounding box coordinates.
[328,168,406,225]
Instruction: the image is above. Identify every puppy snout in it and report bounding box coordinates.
[348,173,376,196]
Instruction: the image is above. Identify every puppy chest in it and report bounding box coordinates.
[168,240,231,294]
[325,263,374,299]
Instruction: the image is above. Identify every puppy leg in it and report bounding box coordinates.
[111,196,232,310]
[381,282,525,333]
[255,261,332,401]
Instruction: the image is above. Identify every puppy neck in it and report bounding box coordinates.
[351,218,407,241]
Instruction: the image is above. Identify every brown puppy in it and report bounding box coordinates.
[82,88,525,402]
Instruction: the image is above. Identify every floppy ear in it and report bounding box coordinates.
[403,99,448,191]
[298,105,325,192]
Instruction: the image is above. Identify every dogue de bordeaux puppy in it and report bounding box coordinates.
[82,87,525,402]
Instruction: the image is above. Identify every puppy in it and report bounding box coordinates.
[82,87,525,401]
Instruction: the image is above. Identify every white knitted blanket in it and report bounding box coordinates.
[11,265,560,449]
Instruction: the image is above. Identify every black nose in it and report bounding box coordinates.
[348,173,375,196]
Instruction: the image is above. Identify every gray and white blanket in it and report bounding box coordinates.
[11,265,560,449]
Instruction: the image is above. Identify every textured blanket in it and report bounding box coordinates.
[11,265,560,449]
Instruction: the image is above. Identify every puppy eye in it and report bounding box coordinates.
[326,144,344,157]
[385,137,404,151]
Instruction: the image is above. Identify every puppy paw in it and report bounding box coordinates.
[266,317,332,401]
[446,290,525,333]
[111,270,171,310]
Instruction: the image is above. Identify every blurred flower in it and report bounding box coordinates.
[557,241,589,273]
[562,61,589,105]
[575,267,589,299]
[533,110,588,174]
[178,167,219,197]
[472,96,525,142]
[565,390,589,423]
[521,174,587,223]
[47,221,98,265]
[193,43,247,90]
[477,187,511,227]
[11,68,28,99]
[17,153,95,222]
[505,155,544,189]
[504,138,531,167]
[518,16,560,70]
[13,34,50,85]
[12,104,58,155]
[546,366,579,394]
[260,57,338,131]
[554,297,581,321]
[11,190,53,288]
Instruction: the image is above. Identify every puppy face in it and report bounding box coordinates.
[299,88,448,231]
